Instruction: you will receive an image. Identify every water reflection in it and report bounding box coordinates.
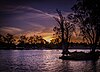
[91,61,97,72]
[61,60,98,72]
[0,50,100,72]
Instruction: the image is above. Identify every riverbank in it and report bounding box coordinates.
[0,46,100,50]
[59,51,100,61]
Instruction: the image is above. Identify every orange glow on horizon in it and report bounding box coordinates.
[16,30,83,43]
[43,36,54,43]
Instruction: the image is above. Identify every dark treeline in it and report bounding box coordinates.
[0,33,99,50]
[0,33,49,50]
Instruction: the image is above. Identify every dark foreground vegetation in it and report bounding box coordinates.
[55,0,100,60]
[59,51,100,61]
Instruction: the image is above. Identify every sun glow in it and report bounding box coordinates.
[43,36,53,43]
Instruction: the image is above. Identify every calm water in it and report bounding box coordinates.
[0,50,100,72]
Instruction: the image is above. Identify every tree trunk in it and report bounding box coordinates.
[91,30,99,53]
[61,24,66,56]
[66,28,69,54]
[91,45,96,53]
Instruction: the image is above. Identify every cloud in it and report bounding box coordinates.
[0,5,72,39]
[0,5,56,17]
[0,26,23,35]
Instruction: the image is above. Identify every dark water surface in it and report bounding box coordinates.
[0,50,100,72]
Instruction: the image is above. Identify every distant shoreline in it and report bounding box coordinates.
[0,47,100,50]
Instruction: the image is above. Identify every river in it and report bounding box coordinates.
[0,50,100,72]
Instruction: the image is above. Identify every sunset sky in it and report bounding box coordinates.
[0,0,77,42]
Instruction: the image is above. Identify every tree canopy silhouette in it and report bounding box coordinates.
[53,9,65,56]
[72,0,100,52]
[53,9,75,56]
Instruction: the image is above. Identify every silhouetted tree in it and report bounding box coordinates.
[0,34,5,47]
[64,21,75,52]
[35,36,47,48]
[53,9,65,56]
[72,0,100,52]
[16,35,48,48]
[28,36,35,44]
[3,33,15,48]
[54,9,75,56]
[50,38,61,44]
[18,35,28,47]
[0,34,3,43]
